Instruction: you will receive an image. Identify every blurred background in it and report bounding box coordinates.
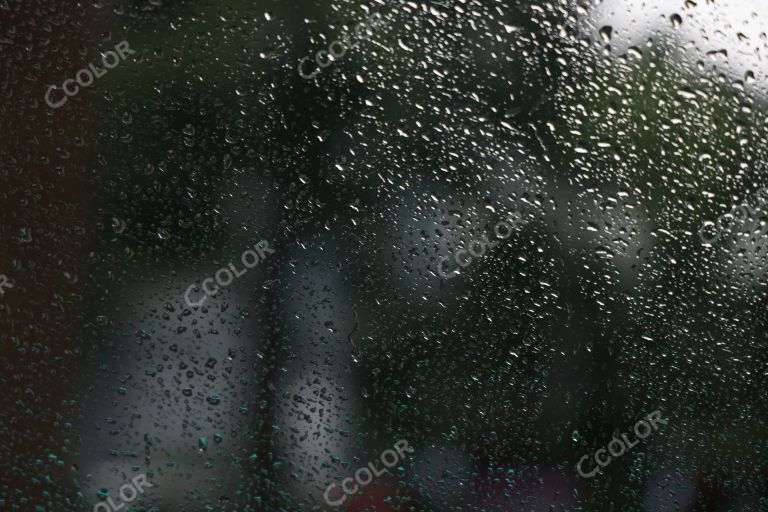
[1,0,768,510]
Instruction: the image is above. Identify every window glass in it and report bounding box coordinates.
[2,0,767,510]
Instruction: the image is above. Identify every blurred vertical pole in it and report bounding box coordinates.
[244,4,368,506]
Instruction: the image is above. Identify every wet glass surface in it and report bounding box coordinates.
[1,0,768,510]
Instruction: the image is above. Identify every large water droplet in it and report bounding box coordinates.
[599,26,613,43]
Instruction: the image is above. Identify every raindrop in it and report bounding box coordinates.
[111,216,127,234]
[17,227,32,243]
[599,26,613,43]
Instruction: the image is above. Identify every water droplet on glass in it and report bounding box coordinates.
[599,26,613,43]
[111,216,127,234]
